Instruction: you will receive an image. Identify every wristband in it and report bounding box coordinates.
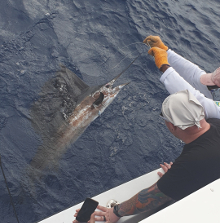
[113,204,123,218]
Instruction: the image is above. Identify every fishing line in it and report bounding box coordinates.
[0,155,20,223]
[110,41,149,71]
[124,41,149,48]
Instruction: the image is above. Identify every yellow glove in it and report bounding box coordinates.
[143,35,168,51]
[148,47,169,69]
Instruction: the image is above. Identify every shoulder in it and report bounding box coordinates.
[207,118,220,126]
[206,118,220,134]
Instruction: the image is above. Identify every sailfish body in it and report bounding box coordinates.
[29,64,129,173]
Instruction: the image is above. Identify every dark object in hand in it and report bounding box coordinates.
[76,198,99,222]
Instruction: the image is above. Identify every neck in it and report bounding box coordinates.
[180,119,210,144]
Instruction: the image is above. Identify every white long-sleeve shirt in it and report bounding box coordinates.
[160,49,220,119]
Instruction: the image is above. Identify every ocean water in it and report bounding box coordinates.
[0,0,219,222]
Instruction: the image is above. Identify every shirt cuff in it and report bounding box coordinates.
[160,66,175,83]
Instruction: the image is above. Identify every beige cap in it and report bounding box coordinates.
[200,67,220,87]
[161,90,205,130]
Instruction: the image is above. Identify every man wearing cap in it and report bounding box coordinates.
[143,35,220,112]
[74,90,220,223]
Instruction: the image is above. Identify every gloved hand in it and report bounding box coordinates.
[148,47,170,69]
[143,35,168,51]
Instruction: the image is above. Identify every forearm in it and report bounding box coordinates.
[160,67,220,119]
[167,49,205,82]
[117,183,172,216]
[167,49,213,98]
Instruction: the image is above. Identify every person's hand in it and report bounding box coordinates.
[73,212,96,223]
[73,208,96,223]
[143,35,168,51]
[157,162,173,177]
[73,205,120,223]
[94,205,120,223]
[148,47,170,69]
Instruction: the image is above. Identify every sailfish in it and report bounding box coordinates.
[29,55,139,175]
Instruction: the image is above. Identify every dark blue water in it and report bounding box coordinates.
[0,0,219,222]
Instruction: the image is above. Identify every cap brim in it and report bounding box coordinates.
[200,73,215,86]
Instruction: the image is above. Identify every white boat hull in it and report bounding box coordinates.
[38,168,220,223]
[38,168,161,223]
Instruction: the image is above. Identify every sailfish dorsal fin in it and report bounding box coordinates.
[30,65,90,138]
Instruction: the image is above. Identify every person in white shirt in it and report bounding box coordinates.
[143,35,220,119]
